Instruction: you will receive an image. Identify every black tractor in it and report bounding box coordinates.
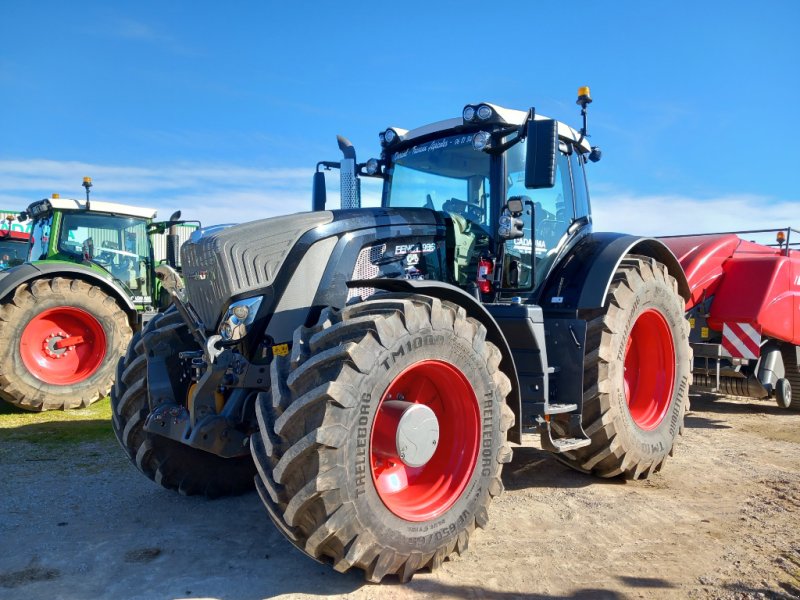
[112,88,691,582]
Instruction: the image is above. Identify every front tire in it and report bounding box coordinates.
[557,256,692,479]
[0,277,132,411]
[111,308,255,497]
[251,294,514,582]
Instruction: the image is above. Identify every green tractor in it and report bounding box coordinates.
[0,180,189,411]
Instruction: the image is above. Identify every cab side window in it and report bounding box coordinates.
[532,150,574,255]
[570,151,591,219]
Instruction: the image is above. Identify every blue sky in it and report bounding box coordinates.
[1,1,797,234]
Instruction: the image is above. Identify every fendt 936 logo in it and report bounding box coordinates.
[394,242,436,256]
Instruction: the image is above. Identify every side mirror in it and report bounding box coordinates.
[525,118,558,189]
[312,171,327,211]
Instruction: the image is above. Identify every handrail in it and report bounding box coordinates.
[659,227,799,256]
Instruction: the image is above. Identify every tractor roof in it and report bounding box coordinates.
[390,103,592,153]
[31,197,157,220]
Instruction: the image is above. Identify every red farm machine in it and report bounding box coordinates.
[661,229,800,410]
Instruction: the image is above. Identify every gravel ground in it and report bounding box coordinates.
[1,393,799,600]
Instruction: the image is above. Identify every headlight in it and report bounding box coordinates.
[384,128,397,144]
[365,158,380,175]
[477,105,493,120]
[472,131,492,151]
[219,297,263,341]
[463,106,475,122]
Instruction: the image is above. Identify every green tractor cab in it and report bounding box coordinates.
[0,185,193,411]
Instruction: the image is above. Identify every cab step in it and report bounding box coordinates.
[545,403,578,415]
[547,437,592,452]
[537,414,592,454]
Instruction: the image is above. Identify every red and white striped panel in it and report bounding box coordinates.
[721,322,761,360]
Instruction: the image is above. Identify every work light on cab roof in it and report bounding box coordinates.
[380,127,407,148]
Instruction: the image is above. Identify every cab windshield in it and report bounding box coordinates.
[386,134,492,229]
[385,133,492,285]
[58,212,152,301]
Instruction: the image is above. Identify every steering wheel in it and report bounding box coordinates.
[442,198,486,223]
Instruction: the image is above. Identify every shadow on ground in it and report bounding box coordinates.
[690,392,791,416]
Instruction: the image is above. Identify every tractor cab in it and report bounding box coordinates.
[313,93,600,303]
[23,195,158,305]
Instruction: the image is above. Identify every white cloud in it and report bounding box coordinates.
[1,159,795,241]
[591,190,797,237]
[0,159,318,226]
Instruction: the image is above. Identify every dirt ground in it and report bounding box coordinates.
[1,393,799,600]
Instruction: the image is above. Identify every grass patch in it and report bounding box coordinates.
[0,397,113,446]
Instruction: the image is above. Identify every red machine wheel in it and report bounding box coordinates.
[371,360,480,521]
[251,294,515,582]
[623,309,676,430]
[20,307,107,385]
[0,277,132,411]
[554,256,691,480]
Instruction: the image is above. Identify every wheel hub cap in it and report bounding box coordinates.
[20,307,107,385]
[373,400,439,468]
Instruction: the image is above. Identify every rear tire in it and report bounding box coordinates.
[251,294,514,582]
[556,256,691,479]
[0,277,132,411]
[110,307,255,497]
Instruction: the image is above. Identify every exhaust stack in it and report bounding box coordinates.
[337,135,361,209]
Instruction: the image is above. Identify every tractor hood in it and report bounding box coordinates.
[179,208,450,335]
[180,211,335,329]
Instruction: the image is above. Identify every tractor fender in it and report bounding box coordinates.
[0,262,137,320]
[538,232,691,312]
[354,278,522,445]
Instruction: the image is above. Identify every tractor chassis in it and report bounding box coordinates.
[142,294,595,461]
[487,303,591,452]
[141,310,264,458]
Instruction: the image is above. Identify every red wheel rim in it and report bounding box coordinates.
[20,307,107,385]
[370,360,480,521]
[623,309,675,430]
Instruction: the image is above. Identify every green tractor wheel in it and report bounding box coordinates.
[0,277,132,411]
